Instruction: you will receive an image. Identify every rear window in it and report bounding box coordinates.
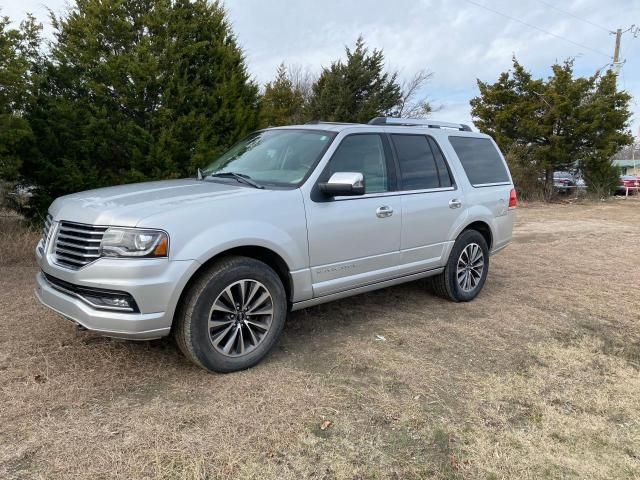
[449,136,510,186]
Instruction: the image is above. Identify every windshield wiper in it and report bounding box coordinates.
[208,172,264,189]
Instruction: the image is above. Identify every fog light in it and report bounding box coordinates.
[81,292,136,312]
[100,297,132,308]
[43,272,140,313]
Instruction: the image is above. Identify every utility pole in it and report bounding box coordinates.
[613,28,622,74]
[633,143,636,174]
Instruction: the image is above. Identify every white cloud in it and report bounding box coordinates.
[225,0,640,135]
[3,0,639,137]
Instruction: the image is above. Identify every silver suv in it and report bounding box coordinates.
[35,117,516,372]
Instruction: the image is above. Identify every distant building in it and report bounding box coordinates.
[613,159,639,175]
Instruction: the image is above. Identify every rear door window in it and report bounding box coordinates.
[428,137,454,188]
[449,136,510,186]
[391,134,440,190]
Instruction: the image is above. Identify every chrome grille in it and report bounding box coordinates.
[53,221,107,269]
[38,214,53,255]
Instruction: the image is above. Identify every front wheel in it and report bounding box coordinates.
[174,256,287,373]
[429,230,489,302]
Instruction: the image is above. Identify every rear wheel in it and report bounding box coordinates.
[174,256,287,373]
[430,230,489,302]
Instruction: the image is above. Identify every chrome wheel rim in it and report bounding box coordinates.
[456,243,484,292]
[208,279,274,357]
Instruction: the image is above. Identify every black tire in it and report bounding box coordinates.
[429,229,489,302]
[173,256,287,373]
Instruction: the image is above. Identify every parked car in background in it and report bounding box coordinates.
[6,183,36,208]
[553,171,577,194]
[35,117,516,373]
[617,175,639,195]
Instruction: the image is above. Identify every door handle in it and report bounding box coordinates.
[449,199,462,209]
[376,206,393,218]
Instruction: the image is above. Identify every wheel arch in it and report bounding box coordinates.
[172,246,293,326]
[461,220,493,250]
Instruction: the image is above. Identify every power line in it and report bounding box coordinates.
[533,0,614,34]
[462,0,612,59]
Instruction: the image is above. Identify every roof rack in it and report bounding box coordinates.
[368,117,472,132]
[305,120,359,125]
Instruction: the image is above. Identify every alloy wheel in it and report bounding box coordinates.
[456,243,484,292]
[208,279,274,357]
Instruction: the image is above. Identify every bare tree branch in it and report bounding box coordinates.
[397,69,434,118]
[286,63,316,103]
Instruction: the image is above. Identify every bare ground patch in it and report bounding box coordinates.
[1,198,639,479]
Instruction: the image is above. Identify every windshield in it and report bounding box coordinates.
[203,129,335,187]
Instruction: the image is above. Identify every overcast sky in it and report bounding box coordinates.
[3,0,639,139]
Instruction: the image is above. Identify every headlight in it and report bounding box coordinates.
[100,228,169,258]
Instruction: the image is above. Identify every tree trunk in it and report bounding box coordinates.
[544,166,554,201]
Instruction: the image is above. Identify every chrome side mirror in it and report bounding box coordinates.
[319,172,365,196]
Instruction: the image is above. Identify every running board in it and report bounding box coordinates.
[290,268,444,311]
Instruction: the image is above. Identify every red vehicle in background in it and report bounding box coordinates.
[617,175,640,196]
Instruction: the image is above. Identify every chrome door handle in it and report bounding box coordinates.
[376,206,393,218]
[449,199,462,209]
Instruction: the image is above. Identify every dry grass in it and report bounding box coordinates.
[450,336,640,479]
[0,210,41,266]
[1,198,639,479]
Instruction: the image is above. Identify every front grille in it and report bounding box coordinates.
[53,221,107,269]
[38,214,53,255]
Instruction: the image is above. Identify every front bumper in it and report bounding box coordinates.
[35,244,199,340]
[35,272,169,339]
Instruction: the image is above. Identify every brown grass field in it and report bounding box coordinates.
[1,199,639,479]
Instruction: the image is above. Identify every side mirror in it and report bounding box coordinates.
[319,172,365,197]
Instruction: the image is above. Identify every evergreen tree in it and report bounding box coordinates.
[260,63,306,127]
[580,70,632,197]
[21,0,259,218]
[308,37,402,123]
[0,13,41,182]
[471,58,632,199]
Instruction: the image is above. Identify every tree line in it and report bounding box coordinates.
[0,0,633,220]
[471,58,633,199]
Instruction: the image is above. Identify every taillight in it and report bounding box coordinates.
[508,188,517,209]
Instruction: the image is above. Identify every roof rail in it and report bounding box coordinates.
[305,120,359,125]
[368,117,472,132]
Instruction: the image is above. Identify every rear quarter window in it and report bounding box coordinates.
[449,136,510,186]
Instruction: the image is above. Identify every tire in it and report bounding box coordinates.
[173,256,287,373]
[429,229,489,302]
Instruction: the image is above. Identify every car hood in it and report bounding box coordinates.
[49,179,264,227]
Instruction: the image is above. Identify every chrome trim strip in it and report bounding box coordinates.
[490,243,510,256]
[332,186,456,201]
[56,239,100,250]
[38,214,54,255]
[55,247,100,258]
[57,225,107,235]
[470,182,512,188]
[41,274,135,312]
[56,233,103,243]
